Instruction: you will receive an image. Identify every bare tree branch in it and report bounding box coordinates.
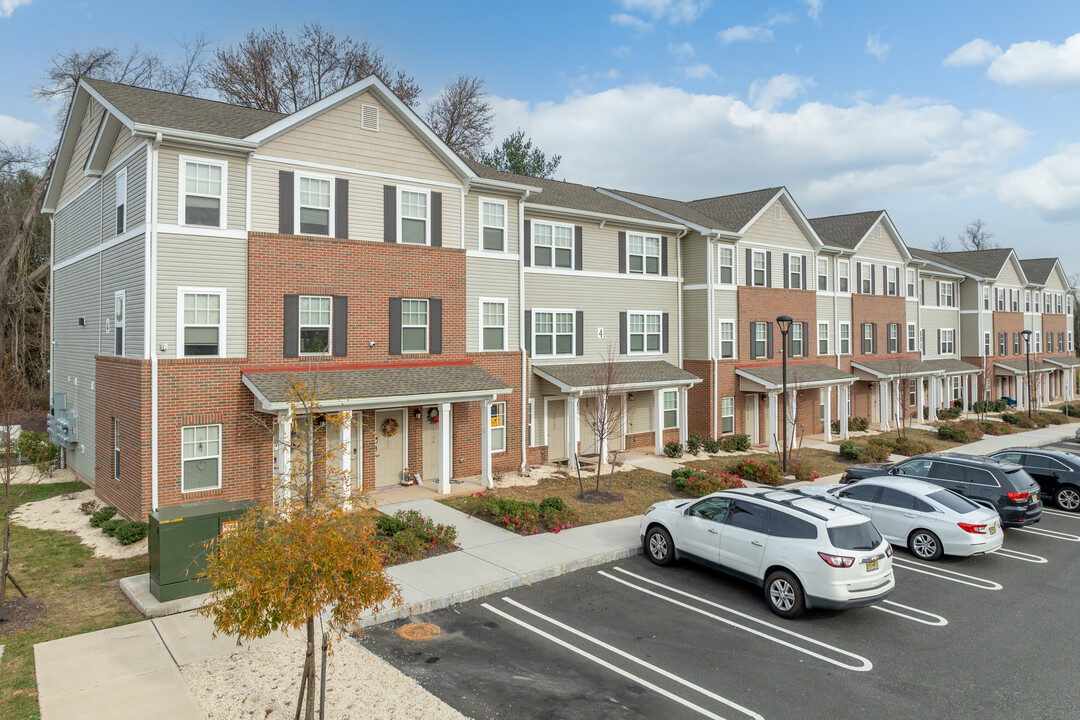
[929,234,951,253]
[957,218,997,251]
[425,74,495,160]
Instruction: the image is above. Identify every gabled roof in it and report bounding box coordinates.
[910,247,1017,281]
[596,187,719,230]
[531,360,699,392]
[684,187,786,233]
[1019,257,1069,288]
[808,211,882,250]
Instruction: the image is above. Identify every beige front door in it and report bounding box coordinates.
[374,409,405,487]
[547,399,567,461]
[351,420,363,491]
[745,395,758,444]
[422,406,440,482]
[578,398,599,456]
[608,397,625,452]
[870,384,880,428]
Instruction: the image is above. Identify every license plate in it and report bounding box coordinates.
[1031,493,1038,504]
[989,525,997,535]
[866,559,879,572]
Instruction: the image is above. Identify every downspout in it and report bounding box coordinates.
[519,190,530,474]
[149,132,161,512]
[677,228,687,368]
[707,236,717,439]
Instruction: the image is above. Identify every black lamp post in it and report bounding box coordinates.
[776,315,793,474]
[1021,329,1033,419]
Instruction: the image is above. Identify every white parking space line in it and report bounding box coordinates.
[871,600,948,627]
[991,547,1049,564]
[1016,527,1080,542]
[890,558,1003,590]
[601,568,873,672]
[484,600,763,720]
[1040,509,1080,520]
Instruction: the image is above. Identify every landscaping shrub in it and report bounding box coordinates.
[376,509,459,562]
[787,460,820,483]
[14,429,59,472]
[839,441,862,461]
[936,407,962,421]
[1056,403,1080,415]
[719,434,751,452]
[979,421,1016,436]
[375,513,407,536]
[731,457,785,485]
[831,417,870,434]
[454,493,578,535]
[892,435,933,457]
[100,517,126,537]
[972,399,1008,414]
[702,438,721,454]
[1035,411,1065,426]
[839,439,891,463]
[671,468,746,497]
[1001,413,1037,429]
[89,506,117,528]
[79,499,99,516]
[115,521,149,545]
[937,420,984,443]
[664,441,683,458]
[685,434,702,455]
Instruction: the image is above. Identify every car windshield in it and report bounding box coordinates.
[928,489,980,514]
[827,522,882,551]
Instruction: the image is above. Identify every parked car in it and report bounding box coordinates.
[800,479,1003,560]
[640,487,894,618]
[840,453,1042,528]
[989,448,1080,511]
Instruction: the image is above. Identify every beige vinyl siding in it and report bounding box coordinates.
[1043,268,1066,293]
[682,292,709,359]
[997,258,1024,287]
[835,295,853,324]
[530,376,565,446]
[260,91,460,185]
[1025,313,1043,336]
[57,99,105,207]
[737,245,812,288]
[100,236,146,359]
[158,147,247,230]
[626,390,656,435]
[959,277,980,308]
[464,190,519,254]
[466,257,519,352]
[906,299,919,325]
[713,289,738,358]
[739,199,815,252]
[921,308,959,359]
[156,232,247,359]
[817,295,836,326]
[682,234,708,285]
[525,211,678,276]
[857,222,904,262]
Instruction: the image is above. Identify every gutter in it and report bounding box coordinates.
[524,202,684,232]
[677,228,687,369]
[707,235,717,440]
[132,124,258,154]
[519,189,530,474]
[149,132,161,512]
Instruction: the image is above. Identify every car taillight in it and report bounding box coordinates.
[818,551,855,568]
[885,544,893,557]
[1007,492,1029,503]
[958,522,988,534]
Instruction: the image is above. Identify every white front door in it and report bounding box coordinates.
[422,406,440,482]
[547,399,567,462]
[374,409,406,487]
[870,384,880,427]
[745,395,758,444]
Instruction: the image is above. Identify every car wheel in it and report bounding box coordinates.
[764,570,805,619]
[644,526,675,566]
[909,529,943,561]
[1055,486,1080,511]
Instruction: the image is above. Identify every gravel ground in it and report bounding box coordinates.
[181,635,470,720]
[12,488,147,559]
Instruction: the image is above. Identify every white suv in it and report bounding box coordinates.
[640,487,895,618]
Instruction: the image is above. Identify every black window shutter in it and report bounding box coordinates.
[334,179,348,239]
[745,249,752,285]
[619,312,627,354]
[618,232,626,274]
[575,310,584,356]
[574,226,583,271]
[383,185,397,243]
[332,295,348,357]
[662,312,670,353]
[431,191,442,247]
[278,171,294,235]
[283,294,299,358]
[936,283,940,306]
[661,236,669,276]
[766,252,773,288]
[749,322,757,358]
[872,323,878,354]
[871,265,876,295]
[524,311,532,353]
[767,321,774,358]
[938,329,943,354]
[524,220,531,267]
[429,298,442,354]
[801,256,807,289]
[800,322,807,356]
[783,253,790,289]
[388,298,402,355]
[856,263,862,294]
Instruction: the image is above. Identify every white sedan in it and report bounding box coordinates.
[801,478,1003,560]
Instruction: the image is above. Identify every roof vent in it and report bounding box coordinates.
[361,104,379,132]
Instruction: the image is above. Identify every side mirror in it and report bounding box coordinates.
[888,467,898,475]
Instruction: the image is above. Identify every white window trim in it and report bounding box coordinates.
[816,257,829,292]
[941,328,956,355]
[298,294,333,357]
[532,219,576,269]
[1025,290,1032,313]
[790,321,805,357]
[1035,331,1041,353]
[627,232,662,276]
[752,321,767,359]
[114,289,125,357]
[719,319,737,359]
[532,307,576,357]
[720,396,735,436]
[113,418,120,481]
[838,321,851,355]
[751,249,767,287]
[178,155,228,230]
[662,389,679,430]
[886,266,897,297]
[294,171,335,238]
[177,287,227,358]
[478,296,508,352]
[906,322,917,352]
[983,331,991,357]
[717,246,736,286]
[115,168,127,235]
[818,321,830,356]
[887,323,899,353]
[906,268,917,298]
[400,298,429,354]
[181,423,222,493]
[627,310,663,355]
[490,401,506,454]
[1069,331,1074,352]
[837,260,851,294]
[528,398,537,447]
[938,281,954,308]
[859,262,873,294]
[478,196,508,252]
[773,204,782,221]
[397,185,431,246]
[788,254,803,290]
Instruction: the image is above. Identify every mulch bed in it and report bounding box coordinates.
[0,596,47,636]
[578,489,624,504]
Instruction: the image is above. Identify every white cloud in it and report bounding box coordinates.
[599,69,622,81]
[668,42,694,58]
[612,45,632,60]
[767,11,796,26]
[0,114,40,144]
[805,0,823,21]
[942,38,1002,68]
[749,74,815,111]
[619,0,710,24]
[610,13,653,32]
[998,143,1080,222]
[1,0,31,18]
[866,33,891,60]
[489,85,1028,207]
[718,25,773,45]
[680,63,717,80]
[985,33,1080,90]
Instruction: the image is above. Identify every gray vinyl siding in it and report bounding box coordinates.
[530,377,565,446]
[466,256,519,352]
[626,390,656,435]
[713,288,738,357]
[921,307,959,359]
[682,292,709,360]
[682,234,708,285]
[158,147,247,230]
[816,295,836,326]
[739,200,815,252]
[464,190,519,254]
[57,98,104,208]
[100,236,147,359]
[959,277,980,309]
[156,232,247,358]
[960,314,981,357]
[100,148,147,239]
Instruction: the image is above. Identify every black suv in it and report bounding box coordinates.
[840,453,1042,528]
[989,449,1080,512]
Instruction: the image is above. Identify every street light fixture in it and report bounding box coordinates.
[776,315,794,474]
[1021,329,1033,419]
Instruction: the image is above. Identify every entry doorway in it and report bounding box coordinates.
[745,395,759,445]
[421,406,441,483]
[870,384,880,428]
[547,399,567,462]
[374,409,406,487]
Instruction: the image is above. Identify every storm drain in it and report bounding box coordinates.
[397,622,441,641]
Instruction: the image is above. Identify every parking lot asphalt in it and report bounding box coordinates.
[360,509,1080,720]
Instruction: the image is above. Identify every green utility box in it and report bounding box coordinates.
[148,499,254,602]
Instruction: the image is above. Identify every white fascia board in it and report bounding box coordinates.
[42,87,92,213]
[734,367,856,392]
[525,202,685,232]
[531,365,699,393]
[593,188,729,237]
[468,176,543,196]
[132,124,258,153]
[1006,250,1031,286]
[243,376,512,413]
[740,188,825,250]
[85,113,123,178]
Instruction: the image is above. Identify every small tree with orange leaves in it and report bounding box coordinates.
[198,374,400,720]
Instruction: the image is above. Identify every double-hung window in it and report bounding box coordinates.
[1011,290,1019,312]
[983,331,991,356]
[939,282,954,307]
[909,379,917,406]
[180,290,224,357]
[721,396,735,435]
[401,299,429,353]
[860,263,872,294]
[906,269,916,298]
[719,320,736,359]
[751,250,767,287]
[788,254,802,289]
[999,333,1007,356]
[1013,332,1020,355]
[663,390,679,429]
[984,286,991,310]
[790,322,803,356]
[490,402,506,453]
[533,222,574,268]
[1069,332,1074,352]
[1025,291,1031,312]
[941,329,955,355]
[114,290,125,357]
[1035,332,1042,353]
[115,169,126,235]
[480,199,506,251]
[534,311,574,355]
[839,322,851,355]
[818,322,830,355]
[399,188,429,244]
[299,296,332,355]
[888,323,899,353]
[887,267,897,296]
[298,175,332,236]
[837,260,849,293]
[629,233,661,274]
[628,312,662,353]
[752,322,768,359]
[862,323,874,354]
[181,158,225,228]
[480,299,507,351]
[996,288,1005,311]
[718,246,734,285]
[113,419,120,481]
[182,424,221,492]
[817,258,828,291]
[907,323,917,352]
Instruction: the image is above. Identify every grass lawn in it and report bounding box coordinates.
[687,448,855,480]
[1,482,148,720]
[902,428,966,452]
[442,468,678,527]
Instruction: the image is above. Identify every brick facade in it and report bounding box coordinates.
[94,356,151,521]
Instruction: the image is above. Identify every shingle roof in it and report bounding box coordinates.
[735,363,856,389]
[532,360,700,391]
[84,77,284,139]
[243,365,510,405]
[466,161,674,223]
[993,359,1054,374]
[1020,258,1058,286]
[808,211,882,250]
[604,187,784,233]
[909,247,1014,279]
[1043,355,1080,368]
[851,358,980,377]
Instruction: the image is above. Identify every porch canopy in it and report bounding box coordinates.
[1044,355,1080,370]
[735,363,855,392]
[850,357,980,380]
[993,359,1053,376]
[532,359,700,393]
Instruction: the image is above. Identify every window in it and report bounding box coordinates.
[939,282,954,307]
[113,418,120,481]
[860,263,872,294]
[533,222,574,268]
[528,399,536,447]
[888,324,898,353]
[663,390,678,429]
[113,290,125,356]
[790,322,803,357]
[298,296,331,354]
[909,379,917,406]
[1013,332,1020,355]
[984,286,990,310]
[690,497,732,521]
[878,487,916,510]
[490,402,506,453]
[887,267,897,296]
[1060,332,1066,352]
[182,424,221,492]
[1035,332,1041,354]
[1034,292,1041,313]
[727,500,769,533]
[399,188,429,244]
[1025,291,1031,312]
[837,260,849,293]
[1070,332,1074,352]
[818,322,830,355]
[182,158,225,228]
[297,175,332,236]
[996,288,1005,311]
[480,199,506,251]
[788,254,802,289]
[896,459,932,477]
[1011,290,1019,312]
[941,329,955,355]
[721,396,735,435]
[628,233,661,274]
[719,320,736,359]
[906,269,916,298]
[983,332,991,356]
[839,483,880,502]
[480,298,507,351]
[401,299,429,353]
[998,333,1006,356]
[839,322,851,355]
[862,323,874,354]
[115,169,126,235]
[718,246,734,285]
[181,290,224,357]
[534,310,574,355]
[628,312,662,353]
[770,512,817,539]
[817,258,828,291]
[907,323,917,352]
[752,322,767,359]
[1068,299,1073,316]
[752,250,767,287]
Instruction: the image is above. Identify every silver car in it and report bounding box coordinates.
[801,478,1003,560]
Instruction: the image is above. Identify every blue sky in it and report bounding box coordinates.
[4,0,1080,273]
